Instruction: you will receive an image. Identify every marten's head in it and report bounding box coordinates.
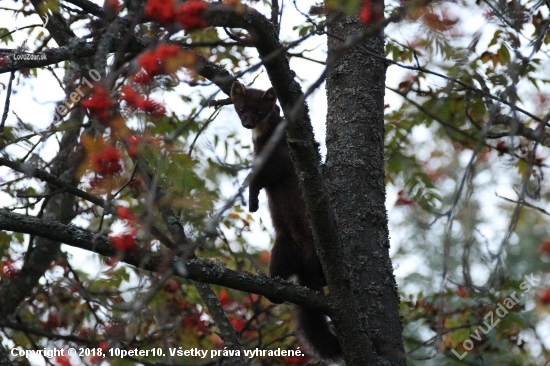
[231,81,278,130]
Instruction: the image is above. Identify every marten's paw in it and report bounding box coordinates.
[249,196,259,212]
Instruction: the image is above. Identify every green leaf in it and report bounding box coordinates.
[488,30,502,47]
[498,44,510,65]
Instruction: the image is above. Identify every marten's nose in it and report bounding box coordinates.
[242,121,254,129]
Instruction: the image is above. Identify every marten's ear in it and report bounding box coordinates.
[231,81,246,101]
[262,87,276,104]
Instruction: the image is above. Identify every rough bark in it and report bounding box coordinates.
[324,16,406,365]
[0,346,13,366]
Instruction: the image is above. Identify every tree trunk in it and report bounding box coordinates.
[324,14,406,365]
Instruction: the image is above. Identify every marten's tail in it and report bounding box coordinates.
[291,303,342,363]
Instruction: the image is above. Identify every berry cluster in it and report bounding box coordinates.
[120,85,166,117]
[145,0,208,31]
[90,146,122,177]
[81,87,114,124]
[132,43,188,87]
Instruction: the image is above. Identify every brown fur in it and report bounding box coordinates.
[231,81,342,362]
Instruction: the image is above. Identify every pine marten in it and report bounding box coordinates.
[230,81,342,362]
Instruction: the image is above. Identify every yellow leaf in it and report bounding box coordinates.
[76,135,107,179]
[480,52,493,64]
[515,159,530,178]
[80,135,106,154]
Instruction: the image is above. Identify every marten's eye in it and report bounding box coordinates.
[257,110,262,115]
[239,108,244,113]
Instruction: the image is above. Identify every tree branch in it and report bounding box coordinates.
[63,0,106,18]
[0,156,106,207]
[0,209,333,315]
[0,320,92,344]
[30,0,76,47]
[387,87,550,147]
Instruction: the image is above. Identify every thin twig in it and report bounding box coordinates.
[166,89,221,142]
[0,156,107,208]
[324,30,548,125]
[0,71,15,135]
[183,40,241,48]
[0,24,44,40]
[496,193,550,217]
[188,107,221,157]
[206,98,232,108]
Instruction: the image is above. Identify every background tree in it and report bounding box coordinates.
[0,0,549,366]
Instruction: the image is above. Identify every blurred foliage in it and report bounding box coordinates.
[383,0,550,364]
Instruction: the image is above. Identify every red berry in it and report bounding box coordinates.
[91,146,122,176]
[539,288,550,304]
[540,241,550,255]
[2,260,19,279]
[81,87,114,124]
[145,0,176,23]
[110,231,138,252]
[116,206,136,223]
[55,355,71,366]
[175,0,208,31]
[164,278,180,293]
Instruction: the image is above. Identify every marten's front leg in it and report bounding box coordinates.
[249,181,261,212]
